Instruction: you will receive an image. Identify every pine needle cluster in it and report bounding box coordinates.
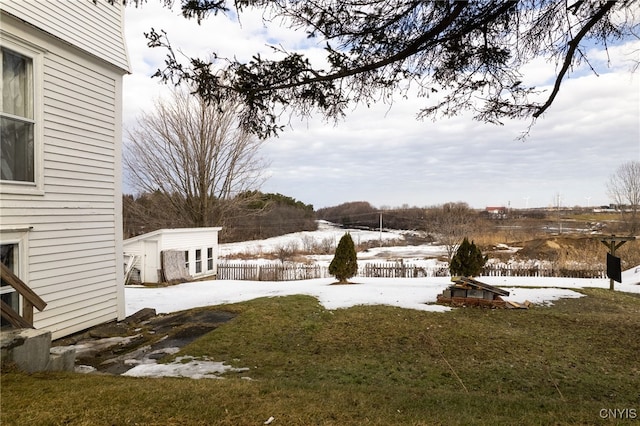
[329,233,358,283]
[449,237,487,277]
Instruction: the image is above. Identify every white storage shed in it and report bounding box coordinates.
[123,228,223,284]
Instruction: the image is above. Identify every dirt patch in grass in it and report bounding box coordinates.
[53,308,236,374]
[514,236,596,261]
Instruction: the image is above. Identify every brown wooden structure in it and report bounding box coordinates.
[1,263,47,328]
[437,277,510,308]
[599,235,637,290]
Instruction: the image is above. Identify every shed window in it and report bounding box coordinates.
[207,248,213,271]
[195,249,202,273]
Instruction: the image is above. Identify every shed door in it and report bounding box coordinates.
[143,240,158,283]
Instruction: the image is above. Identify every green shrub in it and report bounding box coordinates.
[449,237,487,277]
[329,233,358,283]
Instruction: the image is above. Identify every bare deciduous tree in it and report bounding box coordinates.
[274,241,300,263]
[607,161,640,234]
[425,202,479,262]
[124,88,267,228]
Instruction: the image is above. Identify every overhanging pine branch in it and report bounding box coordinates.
[533,0,616,118]
[246,2,469,93]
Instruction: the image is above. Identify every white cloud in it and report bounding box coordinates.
[123,6,640,209]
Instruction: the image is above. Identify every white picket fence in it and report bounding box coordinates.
[217,263,330,281]
[217,262,606,281]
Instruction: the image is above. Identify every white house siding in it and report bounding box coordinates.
[1,0,130,72]
[0,9,128,339]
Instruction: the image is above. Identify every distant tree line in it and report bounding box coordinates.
[317,201,561,232]
[123,191,316,242]
[316,202,426,231]
[316,201,484,260]
[222,192,316,242]
[126,191,636,250]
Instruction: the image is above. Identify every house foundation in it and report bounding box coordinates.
[1,328,75,372]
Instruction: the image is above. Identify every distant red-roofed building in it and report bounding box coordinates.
[485,206,507,219]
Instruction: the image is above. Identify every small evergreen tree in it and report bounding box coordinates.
[449,237,487,277]
[329,233,358,283]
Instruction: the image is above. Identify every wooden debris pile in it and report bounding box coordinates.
[436,276,532,309]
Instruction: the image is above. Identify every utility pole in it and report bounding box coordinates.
[379,212,383,247]
[556,193,562,234]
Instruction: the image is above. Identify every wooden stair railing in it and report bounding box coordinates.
[0,263,47,328]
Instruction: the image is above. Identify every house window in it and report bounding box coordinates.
[207,247,213,271]
[1,47,34,182]
[0,37,43,194]
[1,243,20,327]
[195,249,202,273]
[184,250,189,271]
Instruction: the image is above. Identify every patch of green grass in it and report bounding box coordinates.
[3,289,640,425]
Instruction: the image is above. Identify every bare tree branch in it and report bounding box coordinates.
[607,160,640,234]
[532,0,616,118]
[140,0,639,139]
[124,88,267,227]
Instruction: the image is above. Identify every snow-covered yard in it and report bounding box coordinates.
[125,274,640,318]
[127,221,640,315]
[121,223,640,379]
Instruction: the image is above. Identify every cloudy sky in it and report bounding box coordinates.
[123,3,640,210]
